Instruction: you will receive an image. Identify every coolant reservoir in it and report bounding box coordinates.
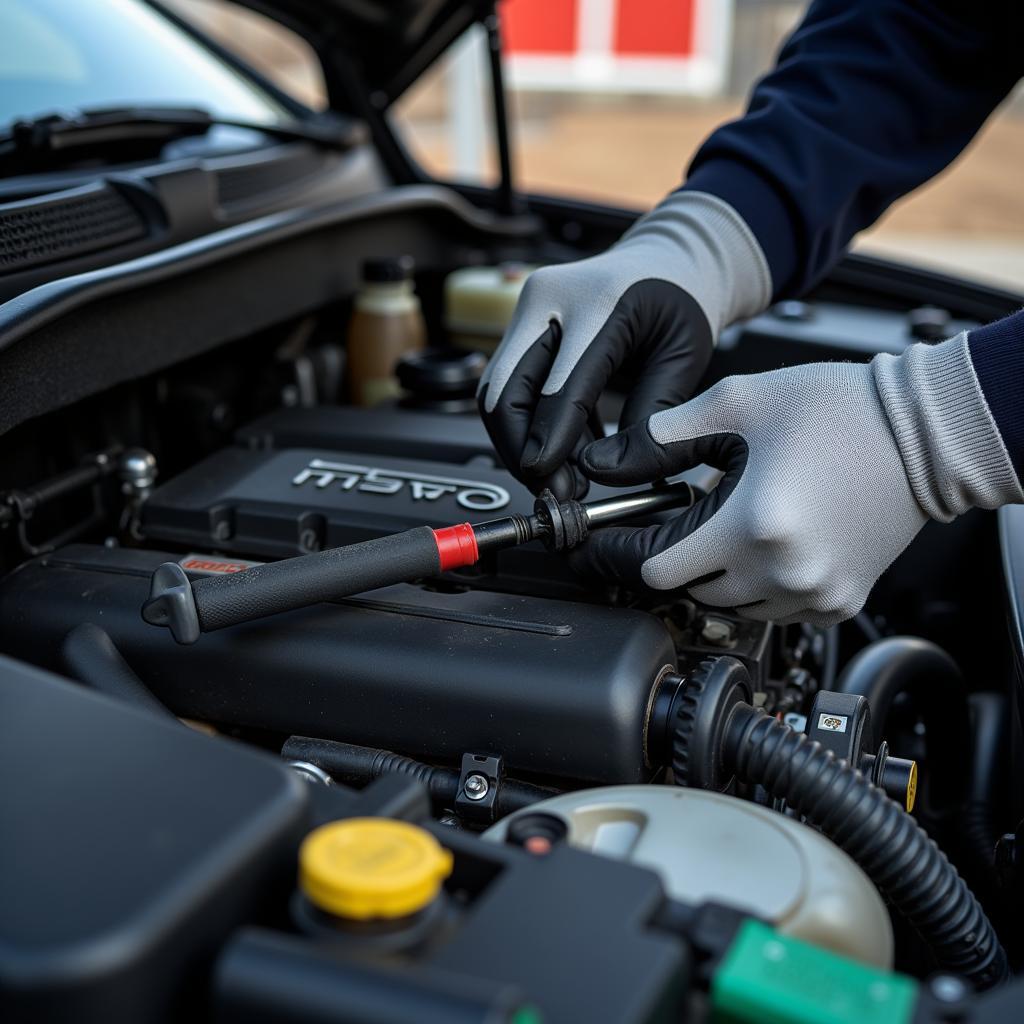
[347,257,427,406]
[485,786,893,968]
[444,263,534,353]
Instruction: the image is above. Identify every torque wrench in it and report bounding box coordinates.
[142,481,697,644]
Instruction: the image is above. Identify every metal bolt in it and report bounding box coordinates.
[119,448,158,495]
[463,773,490,801]
[929,975,968,1003]
[700,616,735,647]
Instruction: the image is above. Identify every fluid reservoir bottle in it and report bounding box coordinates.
[444,263,534,353]
[485,786,894,969]
[293,818,454,959]
[347,257,427,406]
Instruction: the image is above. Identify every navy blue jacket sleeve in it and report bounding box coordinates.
[969,311,1024,487]
[683,0,1021,298]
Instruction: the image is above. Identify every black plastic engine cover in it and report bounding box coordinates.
[0,545,677,784]
[141,444,530,557]
[145,405,539,562]
[236,404,500,464]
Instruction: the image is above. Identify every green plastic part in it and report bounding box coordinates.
[510,1006,544,1024]
[711,920,918,1024]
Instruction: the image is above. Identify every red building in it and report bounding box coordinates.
[502,0,733,94]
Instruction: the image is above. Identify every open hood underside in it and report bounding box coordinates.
[218,0,481,103]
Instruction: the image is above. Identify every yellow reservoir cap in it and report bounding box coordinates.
[299,818,453,921]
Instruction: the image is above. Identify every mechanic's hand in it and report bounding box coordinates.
[477,191,771,499]
[571,334,1024,626]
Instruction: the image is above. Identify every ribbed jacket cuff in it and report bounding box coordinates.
[872,333,1024,522]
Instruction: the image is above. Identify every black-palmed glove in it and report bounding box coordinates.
[571,334,1024,626]
[477,191,772,498]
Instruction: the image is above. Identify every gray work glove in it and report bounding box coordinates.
[571,333,1024,626]
[478,191,772,498]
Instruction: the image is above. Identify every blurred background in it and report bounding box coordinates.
[167,0,1024,291]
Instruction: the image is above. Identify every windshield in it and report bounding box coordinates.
[0,0,288,130]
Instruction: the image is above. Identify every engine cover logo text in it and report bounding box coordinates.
[292,458,511,512]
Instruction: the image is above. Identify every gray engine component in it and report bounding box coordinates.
[485,785,893,968]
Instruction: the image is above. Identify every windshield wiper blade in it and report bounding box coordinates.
[0,106,364,169]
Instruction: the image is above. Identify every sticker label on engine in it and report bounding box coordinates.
[178,554,263,576]
[817,713,849,734]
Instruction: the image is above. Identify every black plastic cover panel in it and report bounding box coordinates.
[0,545,676,784]
[142,444,525,555]
[0,656,309,1023]
[0,182,146,274]
[146,404,544,563]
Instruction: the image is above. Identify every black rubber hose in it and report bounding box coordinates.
[284,736,456,803]
[837,636,972,813]
[62,622,177,720]
[724,706,1008,989]
[281,736,553,816]
[962,693,1008,879]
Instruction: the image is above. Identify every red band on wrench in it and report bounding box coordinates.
[432,523,479,571]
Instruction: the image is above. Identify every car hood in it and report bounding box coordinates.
[225,0,478,103]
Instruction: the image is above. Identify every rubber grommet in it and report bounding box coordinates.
[672,656,753,791]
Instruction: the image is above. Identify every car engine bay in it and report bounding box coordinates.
[3,180,1024,1023]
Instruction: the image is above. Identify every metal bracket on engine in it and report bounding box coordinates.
[455,752,504,827]
[807,690,918,811]
[0,446,123,556]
